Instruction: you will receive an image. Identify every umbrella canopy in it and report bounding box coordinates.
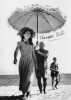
[8,5,66,40]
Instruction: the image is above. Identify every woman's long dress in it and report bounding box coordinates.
[14,41,35,94]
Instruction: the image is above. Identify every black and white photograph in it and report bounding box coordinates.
[0,0,71,100]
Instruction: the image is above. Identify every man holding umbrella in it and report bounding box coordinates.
[35,41,48,94]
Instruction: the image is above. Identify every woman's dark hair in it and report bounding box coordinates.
[17,27,35,45]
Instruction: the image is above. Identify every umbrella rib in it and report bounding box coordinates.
[48,13,65,28]
[11,11,33,25]
[41,13,54,30]
[23,13,34,26]
[48,13,65,24]
[40,10,65,24]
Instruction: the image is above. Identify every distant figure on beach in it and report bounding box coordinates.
[35,41,48,94]
[50,57,60,89]
[13,27,37,98]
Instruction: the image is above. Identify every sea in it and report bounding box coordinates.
[0,73,71,86]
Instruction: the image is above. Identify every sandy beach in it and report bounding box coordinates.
[0,85,71,100]
[0,74,71,100]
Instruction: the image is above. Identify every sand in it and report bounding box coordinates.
[0,85,71,100]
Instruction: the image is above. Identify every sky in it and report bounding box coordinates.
[0,0,71,75]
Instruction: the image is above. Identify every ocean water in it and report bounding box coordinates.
[0,74,71,86]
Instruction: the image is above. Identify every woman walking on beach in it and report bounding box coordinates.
[13,27,37,97]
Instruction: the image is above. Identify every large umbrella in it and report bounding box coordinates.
[8,5,66,40]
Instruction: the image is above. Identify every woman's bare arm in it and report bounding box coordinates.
[14,42,20,64]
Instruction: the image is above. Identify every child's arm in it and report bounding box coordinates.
[13,42,20,64]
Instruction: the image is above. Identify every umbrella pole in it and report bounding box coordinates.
[37,12,38,41]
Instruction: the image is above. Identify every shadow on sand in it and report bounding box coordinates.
[0,93,41,100]
[0,95,25,100]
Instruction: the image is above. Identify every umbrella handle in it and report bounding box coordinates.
[37,11,38,41]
